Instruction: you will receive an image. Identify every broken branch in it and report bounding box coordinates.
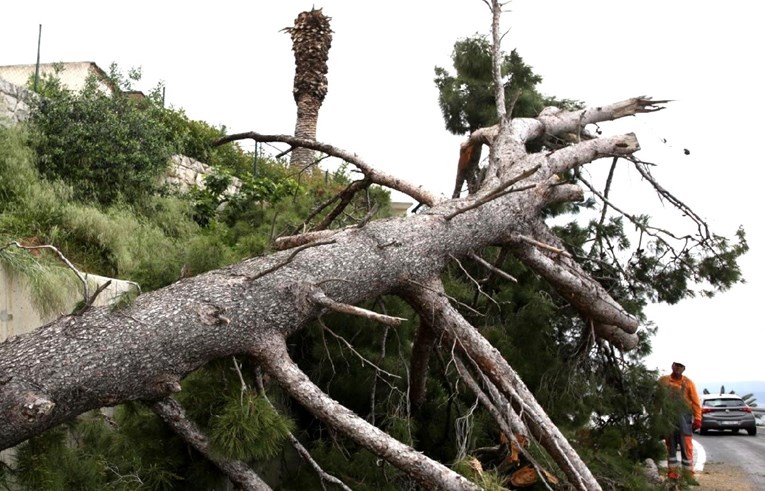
[254,336,481,491]
[152,397,270,491]
[311,290,406,326]
[214,133,442,207]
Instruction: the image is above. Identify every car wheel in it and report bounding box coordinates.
[700,428,708,435]
[748,427,757,436]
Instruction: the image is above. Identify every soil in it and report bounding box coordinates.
[695,462,754,491]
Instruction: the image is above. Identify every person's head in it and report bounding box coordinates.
[671,362,686,377]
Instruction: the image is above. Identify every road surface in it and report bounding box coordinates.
[694,431,764,489]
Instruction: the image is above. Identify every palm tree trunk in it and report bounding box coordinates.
[291,93,319,169]
[285,8,332,171]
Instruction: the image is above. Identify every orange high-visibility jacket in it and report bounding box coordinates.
[659,374,702,421]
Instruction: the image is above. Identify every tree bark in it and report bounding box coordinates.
[402,279,602,490]
[290,93,320,168]
[409,317,436,410]
[152,397,271,491]
[254,336,480,491]
[1,96,664,489]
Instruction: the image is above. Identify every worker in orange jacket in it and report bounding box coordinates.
[659,361,702,481]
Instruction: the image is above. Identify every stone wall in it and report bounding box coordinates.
[167,154,242,196]
[0,77,32,127]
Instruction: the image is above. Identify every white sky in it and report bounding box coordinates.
[2,1,763,386]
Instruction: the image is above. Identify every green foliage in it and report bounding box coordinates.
[187,168,300,227]
[383,415,416,447]
[453,457,507,491]
[3,59,411,490]
[694,228,748,296]
[0,248,78,319]
[10,409,190,491]
[434,34,582,134]
[573,445,659,491]
[437,216,686,486]
[0,125,69,232]
[283,440,409,491]
[436,209,736,486]
[431,198,744,487]
[210,392,295,461]
[1,124,239,293]
[28,66,178,206]
[2,152,396,489]
[175,359,234,428]
[181,228,236,276]
[585,215,748,305]
[105,404,192,490]
[154,107,254,177]
[587,368,683,463]
[4,110,390,306]
[13,426,107,490]
[0,126,81,316]
[0,124,43,208]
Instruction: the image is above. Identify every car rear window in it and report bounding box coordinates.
[703,398,745,408]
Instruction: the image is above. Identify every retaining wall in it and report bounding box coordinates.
[0,77,32,126]
[0,267,139,342]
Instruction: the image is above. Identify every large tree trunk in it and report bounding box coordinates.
[0,94,662,488]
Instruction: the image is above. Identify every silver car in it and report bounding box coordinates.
[700,394,757,436]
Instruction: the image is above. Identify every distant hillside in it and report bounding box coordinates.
[698,380,765,406]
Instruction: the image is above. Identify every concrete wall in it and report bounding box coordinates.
[0,266,139,342]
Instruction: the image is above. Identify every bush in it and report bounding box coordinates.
[28,66,178,206]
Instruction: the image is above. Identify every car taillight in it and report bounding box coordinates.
[741,407,752,413]
[702,408,713,413]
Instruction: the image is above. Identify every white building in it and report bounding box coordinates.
[0,61,115,94]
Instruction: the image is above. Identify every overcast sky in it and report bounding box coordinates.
[3,1,762,387]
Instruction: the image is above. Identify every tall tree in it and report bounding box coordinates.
[432,33,662,470]
[432,28,746,486]
[284,8,333,171]
[435,35,581,197]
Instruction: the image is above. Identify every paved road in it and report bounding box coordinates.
[695,431,764,487]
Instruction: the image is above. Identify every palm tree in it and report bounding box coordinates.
[284,8,333,170]
[702,386,758,407]
[740,393,758,407]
